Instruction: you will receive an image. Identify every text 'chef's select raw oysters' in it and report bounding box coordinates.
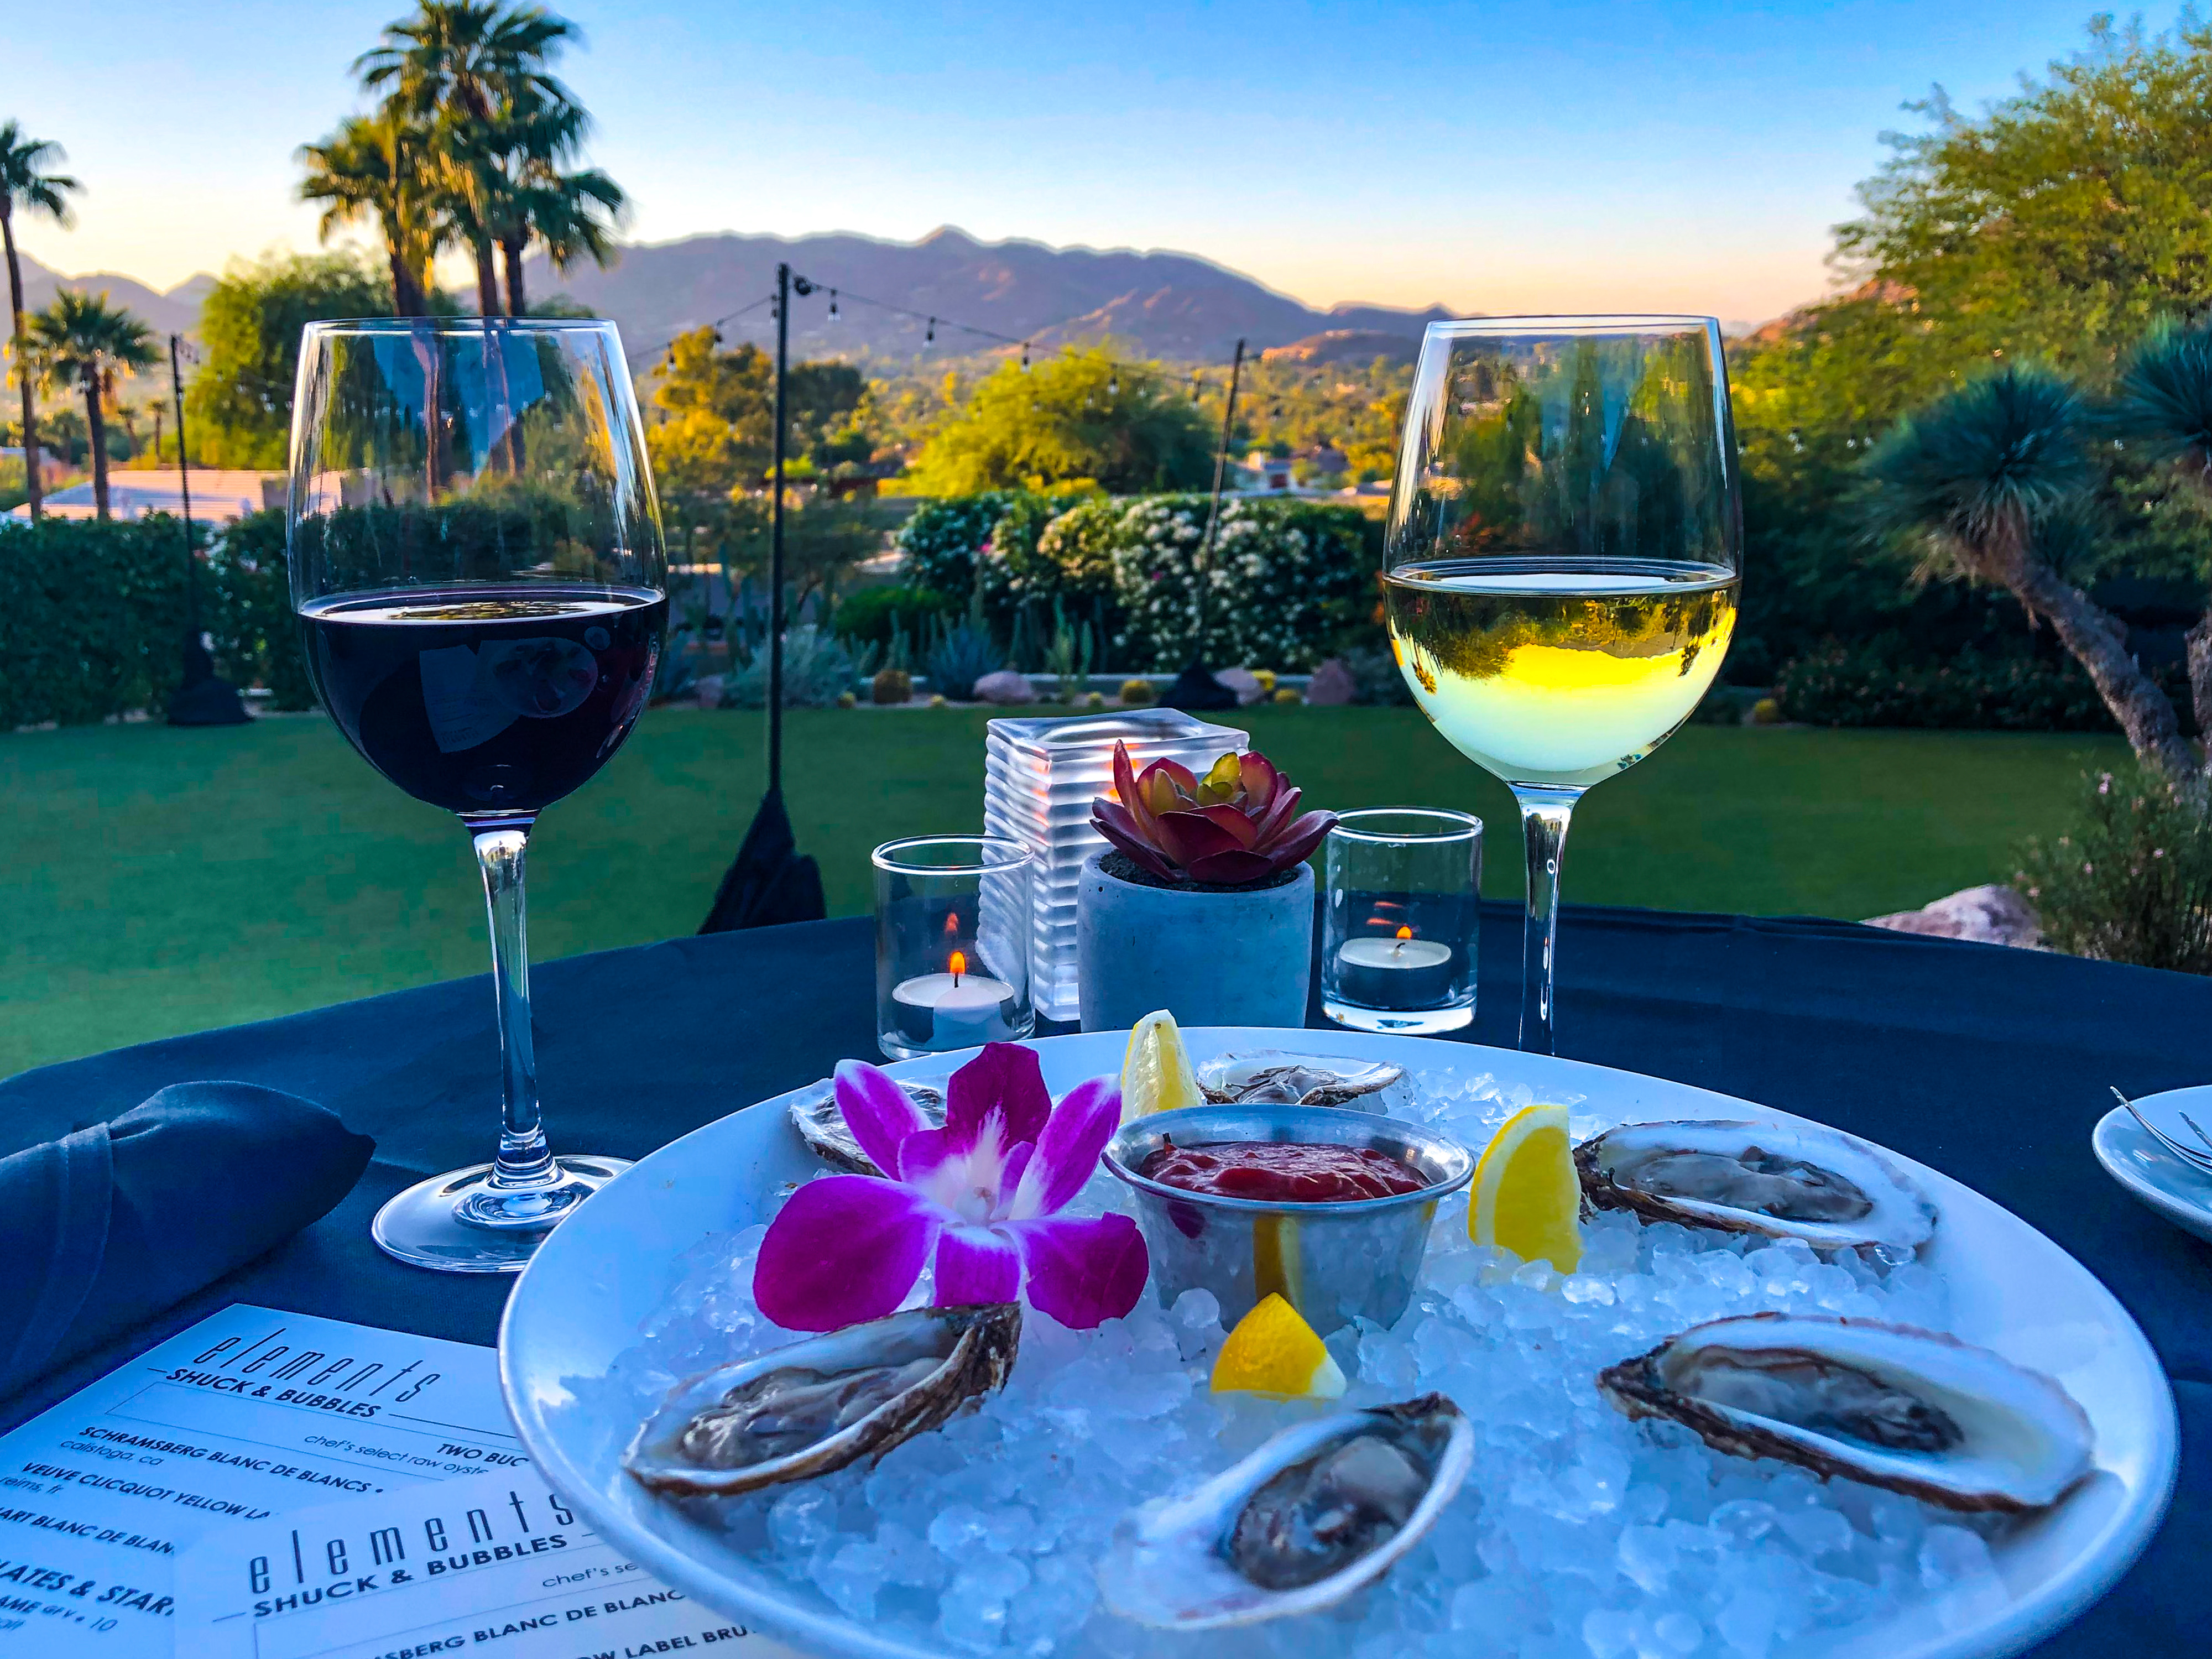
[1098,1394,1473,1629]
[624,1303,1020,1498]
[1575,1119,1937,1251]
[1197,1052,1406,1109]
[1599,1313,2093,1513]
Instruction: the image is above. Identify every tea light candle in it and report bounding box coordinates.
[1335,928,1455,1007]
[892,951,1018,1048]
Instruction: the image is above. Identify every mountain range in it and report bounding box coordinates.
[15,227,1452,369]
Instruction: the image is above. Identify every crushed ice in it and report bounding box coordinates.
[599,1068,2013,1658]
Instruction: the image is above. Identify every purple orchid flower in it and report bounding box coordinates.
[753,1043,1149,1332]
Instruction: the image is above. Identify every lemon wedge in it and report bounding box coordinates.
[1210,1293,1348,1399]
[1120,1009,1206,1123]
[1470,1102,1583,1273]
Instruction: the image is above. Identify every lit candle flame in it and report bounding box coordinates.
[1394,924,1413,956]
[950,949,967,984]
[1396,925,1414,940]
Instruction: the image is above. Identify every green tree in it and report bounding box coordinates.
[1,122,81,520]
[644,326,773,561]
[909,346,1213,495]
[186,252,392,468]
[29,292,156,520]
[298,112,440,316]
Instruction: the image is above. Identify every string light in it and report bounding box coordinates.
[828,289,839,320]
[1108,372,1119,397]
[925,317,936,343]
[1020,342,1031,370]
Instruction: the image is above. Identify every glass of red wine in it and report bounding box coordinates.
[287,318,667,1272]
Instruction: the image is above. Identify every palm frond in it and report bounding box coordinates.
[2109,320,2212,475]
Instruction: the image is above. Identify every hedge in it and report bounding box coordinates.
[1774,642,2197,735]
[0,510,312,731]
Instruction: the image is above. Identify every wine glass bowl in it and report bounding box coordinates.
[287,318,667,1271]
[1385,317,1741,1051]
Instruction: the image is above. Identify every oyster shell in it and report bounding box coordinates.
[1098,1393,1473,1629]
[624,1303,1020,1499]
[1575,1119,1935,1251]
[1197,1051,1406,1110]
[788,1081,945,1174]
[1599,1313,2093,1513]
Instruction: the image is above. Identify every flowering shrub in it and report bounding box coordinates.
[1101,494,1371,670]
[895,492,1014,601]
[2015,768,2212,973]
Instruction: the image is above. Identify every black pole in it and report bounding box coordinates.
[769,263,792,796]
[171,335,197,638]
[1198,337,1248,588]
[165,335,247,726]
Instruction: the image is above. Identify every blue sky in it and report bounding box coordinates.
[6,2,2185,323]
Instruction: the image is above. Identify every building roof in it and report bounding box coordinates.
[4,470,283,524]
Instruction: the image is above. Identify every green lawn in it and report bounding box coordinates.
[3,706,2121,1079]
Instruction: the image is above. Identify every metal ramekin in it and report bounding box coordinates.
[1103,1104,1474,1336]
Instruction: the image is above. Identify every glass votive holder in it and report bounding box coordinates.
[1322,808,1481,1034]
[873,836,1036,1061]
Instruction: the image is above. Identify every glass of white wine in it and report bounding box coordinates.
[1384,316,1741,1053]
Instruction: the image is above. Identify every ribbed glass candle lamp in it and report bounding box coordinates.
[984,709,1248,1021]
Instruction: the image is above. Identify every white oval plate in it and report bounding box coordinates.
[500,1030,2178,1659]
[2093,1097,2212,1245]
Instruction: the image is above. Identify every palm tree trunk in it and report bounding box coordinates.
[385,237,426,318]
[83,369,109,521]
[2,209,41,520]
[1987,519,2200,790]
[500,238,526,317]
[472,239,500,320]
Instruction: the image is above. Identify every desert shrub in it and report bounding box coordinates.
[721,625,858,708]
[1119,677,1157,706]
[926,622,1005,701]
[872,667,912,705]
[2016,769,2212,973]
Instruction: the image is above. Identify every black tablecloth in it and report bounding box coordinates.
[2,903,2205,1655]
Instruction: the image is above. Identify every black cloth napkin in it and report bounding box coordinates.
[0,1081,372,1399]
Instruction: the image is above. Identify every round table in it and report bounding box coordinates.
[2,902,2204,1655]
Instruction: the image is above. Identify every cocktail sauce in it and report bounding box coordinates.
[1139,1139,1429,1203]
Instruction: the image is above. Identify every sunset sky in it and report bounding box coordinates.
[5,1,2176,325]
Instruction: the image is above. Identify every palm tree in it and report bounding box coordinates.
[1864,364,2198,787]
[0,123,82,521]
[356,2,581,316]
[298,112,437,316]
[2111,321,2212,753]
[30,291,157,521]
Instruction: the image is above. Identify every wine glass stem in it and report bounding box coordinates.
[1511,785,1582,1055]
[471,818,556,1193]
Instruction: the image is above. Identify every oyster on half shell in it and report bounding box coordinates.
[789,1081,945,1174]
[1599,1313,2093,1513]
[1197,1051,1406,1110]
[1575,1119,1936,1251]
[624,1303,1020,1499]
[1098,1394,1473,1629]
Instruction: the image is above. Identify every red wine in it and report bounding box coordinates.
[301,586,666,816]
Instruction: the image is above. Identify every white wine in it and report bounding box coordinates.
[1384,559,1738,789]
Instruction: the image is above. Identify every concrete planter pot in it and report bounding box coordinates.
[1075,851,1313,1032]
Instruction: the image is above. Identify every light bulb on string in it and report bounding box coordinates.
[926,317,936,343]
[1108,371,1119,397]
[1020,342,1031,371]
[828,289,839,320]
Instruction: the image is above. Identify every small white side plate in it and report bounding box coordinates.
[2094,1099,2212,1245]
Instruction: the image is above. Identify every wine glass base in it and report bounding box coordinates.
[1322,999,1475,1036]
[372,1156,633,1274]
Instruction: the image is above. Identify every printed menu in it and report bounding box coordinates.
[0,1306,524,1657]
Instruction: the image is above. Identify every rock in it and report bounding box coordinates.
[1215,667,1265,706]
[1305,658,1357,706]
[695,675,724,710]
[1864,885,2043,948]
[972,670,1035,705]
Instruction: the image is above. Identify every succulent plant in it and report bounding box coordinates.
[1093,743,1336,886]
